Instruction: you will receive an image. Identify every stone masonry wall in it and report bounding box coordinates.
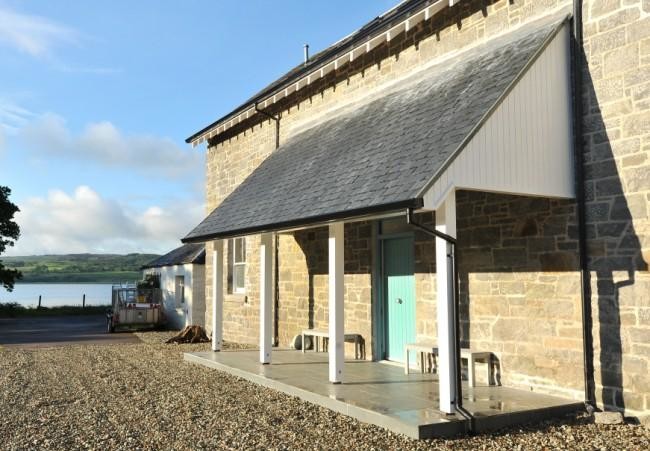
[204,123,276,343]
[581,0,650,414]
[202,0,650,416]
[276,222,373,359]
[409,194,583,398]
[414,212,438,344]
[456,191,584,398]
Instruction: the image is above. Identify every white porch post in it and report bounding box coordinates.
[328,222,344,384]
[260,233,273,364]
[212,240,224,352]
[436,190,458,414]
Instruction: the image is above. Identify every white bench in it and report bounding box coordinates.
[301,329,365,360]
[404,342,494,388]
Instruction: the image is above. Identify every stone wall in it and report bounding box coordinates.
[275,222,373,358]
[204,124,276,343]
[219,235,261,345]
[581,0,650,414]
[414,212,438,343]
[456,191,583,398]
[407,194,583,398]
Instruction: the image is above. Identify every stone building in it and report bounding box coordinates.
[183,0,649,426]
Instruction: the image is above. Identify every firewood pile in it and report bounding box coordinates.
[165,325,210,344]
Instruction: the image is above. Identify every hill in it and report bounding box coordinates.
[2,253,161,283]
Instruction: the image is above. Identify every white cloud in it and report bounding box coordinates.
[0,6,120,73]
[7,186,204,256]
[20,114,203,180]
[0,99,35,132]
[0,6,79,59]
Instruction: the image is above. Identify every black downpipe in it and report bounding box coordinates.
[256,103,281,346]
[407,209,475,433]
[571,1,596,410]
[274,234,280,346]
[255,103,280,150]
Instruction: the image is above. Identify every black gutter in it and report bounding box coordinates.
[570,0,596,411]
[186,0,435,143]
[406,208,475,433]
[182,198,423,243]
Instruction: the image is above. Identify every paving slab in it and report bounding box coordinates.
[185,349,583,439]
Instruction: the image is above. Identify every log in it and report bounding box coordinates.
[165,325,210,344]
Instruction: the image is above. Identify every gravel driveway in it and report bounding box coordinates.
[1,332,648,450]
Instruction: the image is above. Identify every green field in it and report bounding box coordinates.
[0,303,111,318]
[2,254,160,283]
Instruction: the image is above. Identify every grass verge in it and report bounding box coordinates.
[18,271,140,283]
[0,303,110,318]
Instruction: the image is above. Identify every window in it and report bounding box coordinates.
[228,237,246,294]
[175,275,185,306]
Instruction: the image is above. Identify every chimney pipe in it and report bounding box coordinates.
[304,44,309,65]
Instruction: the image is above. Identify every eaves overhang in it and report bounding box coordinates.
[181,199,423,243]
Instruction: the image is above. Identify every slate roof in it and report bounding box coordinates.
[141,243,206,269]
[183,17,567,243]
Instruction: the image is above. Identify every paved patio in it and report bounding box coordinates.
[185,349,583,439]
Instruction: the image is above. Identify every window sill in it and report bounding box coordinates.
[225,293,249,304]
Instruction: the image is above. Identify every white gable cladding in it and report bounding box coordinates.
[423,24,574,210]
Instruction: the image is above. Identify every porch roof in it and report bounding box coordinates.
[183,16,568,243]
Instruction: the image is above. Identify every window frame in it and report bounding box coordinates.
[175,275,185,306]
[232,237,246,294]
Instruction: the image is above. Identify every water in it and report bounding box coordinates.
[0,283,113,307]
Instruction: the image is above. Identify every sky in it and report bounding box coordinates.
[0,0,397,256]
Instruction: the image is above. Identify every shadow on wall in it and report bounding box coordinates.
[580,53,648,412]
[455,191,583,387]
[450,54,647,410]
[288,223,373,344]
[293,228,328,331]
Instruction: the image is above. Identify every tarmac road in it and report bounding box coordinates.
[0,315,141,348]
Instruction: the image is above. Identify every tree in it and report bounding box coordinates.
[0,186,21,291]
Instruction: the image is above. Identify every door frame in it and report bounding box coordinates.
[373,226,415,361]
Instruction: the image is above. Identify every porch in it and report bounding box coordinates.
[185,349,583,439]
[183,17,584,438]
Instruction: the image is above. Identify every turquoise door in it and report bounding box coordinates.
[383,237,416,362]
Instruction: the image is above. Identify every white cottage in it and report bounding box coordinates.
[142,243,206,329]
